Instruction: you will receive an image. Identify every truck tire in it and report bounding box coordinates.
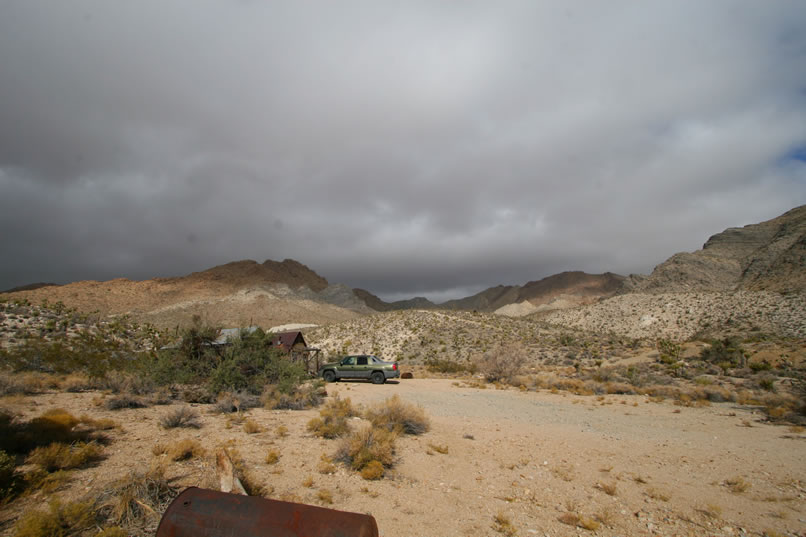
[371,371,385,384]
[323,370,337,383]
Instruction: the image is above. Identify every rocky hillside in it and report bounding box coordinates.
[1,259,365,330]
[539,290,806,340]
[629,204,806,294]
[356,272,625,314]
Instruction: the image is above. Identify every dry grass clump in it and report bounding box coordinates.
[265,449,280,465]
[307,396,357,438]
[364,395,430,435]
[21,469,72,495]
[78,415,120,431]
[334,424,396,479]
[492,512,517,536]
[100,464,177,529]
[26,442,104,472]
[158,406,201,429]
[153,439,205,461]
[724,476,751,493]
[104,395,148,411]
[302,475,314,488]
[359,460,385,480]
[317,454,336,474]
[215,391,261,413]
[12,498,97,537]
[225,448,269,497]
[427,443,449,454]
[242,419,264,434]
[646,488,670,501]
[597,481,618,496]
[316,488,333,504]
[557,512,599,531]
[262,382,326,410]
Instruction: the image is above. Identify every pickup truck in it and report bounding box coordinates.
[318,355,400,384]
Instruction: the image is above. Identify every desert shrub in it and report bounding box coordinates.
[750,360,773,372]
[0,449,15,494]
[656,339,681,365]
[263,381,326,410]
[0,372,31,396]
[100,465,177,529]
[476,343,528,383]
[243,419,263,434]
[335,425,396,475]
[166,439,204,461]
[424,358,473,375]
[359,460,385,480]
[215,391,261,413]
[60,374,94,393]
[102,371,155,395]
[22,468,72,495]
[12,498,97,537]
[700,338,747,370]
[159,407,201,429]
[27,442,103,472]
[307,396,356,438]
[265,450,280,465]
[105,395,148,410]
[364,395,430,435]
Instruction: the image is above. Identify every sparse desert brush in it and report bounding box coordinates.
[698,503,722,519]
[427,443,449,454]
[307,396,356,438]
[276,425,289,437]
[1,449,16,492]
[317,454,336,474]
[317,488,333,504]
[215,391,261,413]
[78,415,120,431]
[359,460,385,480]
[100,464,177,527]
[724,476,751,493]
[61,374,93,393]
[166,439,204,461]
[646,488,670,501]
[476,343,528,383]
[23,468,72,494]
[96,527,127,537]
[493,512,517,536]
[12,498,97,537]
[302,475,314,488]
[26,442,103,472]
[262,381,326,411]
[225,448,268,497]
[597,481,617,496]
[551,464,575,482]
[335,424,396,476]
[265,449,280,465]
[364,395,430,435]
[159,406,201,429]
[104,395,148,411]
[243,419,263,434]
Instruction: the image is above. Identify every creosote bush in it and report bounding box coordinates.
[307,396,357,438]
[476,343,528,383]
[364,395,430,435]
[335,424,397,479]
[159,407,201,429]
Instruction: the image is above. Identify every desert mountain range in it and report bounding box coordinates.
[2,205,804,333]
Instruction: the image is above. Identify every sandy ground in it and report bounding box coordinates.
[2,379,805,537]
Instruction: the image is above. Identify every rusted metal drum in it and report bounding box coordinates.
[156,487,379,537]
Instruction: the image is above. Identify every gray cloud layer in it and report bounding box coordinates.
[1,1,805,301]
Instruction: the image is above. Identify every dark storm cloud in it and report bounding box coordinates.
[1,1,805,300]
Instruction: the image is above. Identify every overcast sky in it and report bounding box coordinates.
[1,1,805,302]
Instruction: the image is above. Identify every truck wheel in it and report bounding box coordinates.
[323,370,337,383]
[371,371,385,385]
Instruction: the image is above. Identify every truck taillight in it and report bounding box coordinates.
[393,363,397,371]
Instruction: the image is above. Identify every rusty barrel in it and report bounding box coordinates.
[156,488,379,537]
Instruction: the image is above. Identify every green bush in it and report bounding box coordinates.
[700,338,747,370]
